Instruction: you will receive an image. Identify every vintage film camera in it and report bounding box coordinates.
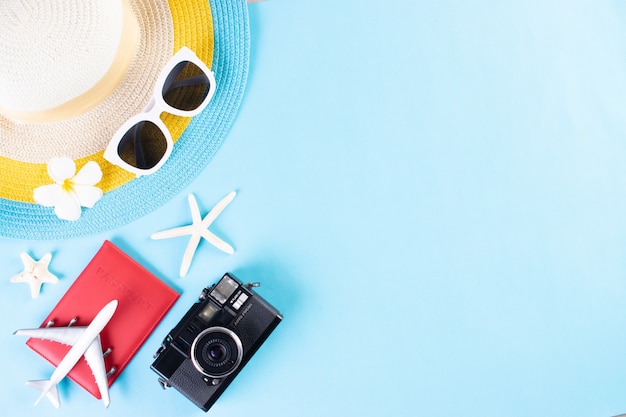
[151,273,282,411]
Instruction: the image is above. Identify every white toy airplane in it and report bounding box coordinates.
[14,299,118,408]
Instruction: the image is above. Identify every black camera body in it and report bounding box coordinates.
[151,273,282,412]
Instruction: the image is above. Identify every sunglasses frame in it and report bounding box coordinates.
[104,46,216,176]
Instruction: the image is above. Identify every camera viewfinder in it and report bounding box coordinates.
[211,276,238,304]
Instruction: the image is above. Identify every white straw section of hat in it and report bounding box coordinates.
[0,0,138,123]
[0,0,174,162]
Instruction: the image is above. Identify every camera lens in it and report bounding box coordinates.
[207,343,227,362]
[191,327,243,378]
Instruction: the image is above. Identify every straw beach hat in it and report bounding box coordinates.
[0,0,250,239]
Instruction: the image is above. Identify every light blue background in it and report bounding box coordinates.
[2,1,626,416]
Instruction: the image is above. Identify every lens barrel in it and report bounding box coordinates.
[191,327,243,378]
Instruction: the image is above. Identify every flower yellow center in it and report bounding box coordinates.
[61,178,74,192]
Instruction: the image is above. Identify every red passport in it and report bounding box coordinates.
[26,240,179,399]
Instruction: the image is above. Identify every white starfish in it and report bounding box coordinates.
[151,192,236,277]
[10,252,59,299]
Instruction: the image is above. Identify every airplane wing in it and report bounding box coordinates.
[15,326,110,406]
[82,335,110,407]
[14,326,87,346]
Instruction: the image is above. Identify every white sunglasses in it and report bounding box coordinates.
[104,46,216,176]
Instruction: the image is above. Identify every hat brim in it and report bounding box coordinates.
[0,0,249,240]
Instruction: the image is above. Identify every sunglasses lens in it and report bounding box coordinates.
[117,121,168,170]
[162,61,211,112]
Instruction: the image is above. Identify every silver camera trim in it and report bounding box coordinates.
[191,326,244,378]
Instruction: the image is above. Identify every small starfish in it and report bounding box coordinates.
[10,252,59,299]
[151,192,236,277]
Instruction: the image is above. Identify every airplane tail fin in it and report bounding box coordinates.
[26,380,60,408]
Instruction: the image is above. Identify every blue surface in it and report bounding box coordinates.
[2,1,626,416]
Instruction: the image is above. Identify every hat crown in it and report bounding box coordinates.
[0,0,128,116]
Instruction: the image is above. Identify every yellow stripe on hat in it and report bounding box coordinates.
[0,0,214,203]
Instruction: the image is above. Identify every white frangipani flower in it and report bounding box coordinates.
[34,157,103,221]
